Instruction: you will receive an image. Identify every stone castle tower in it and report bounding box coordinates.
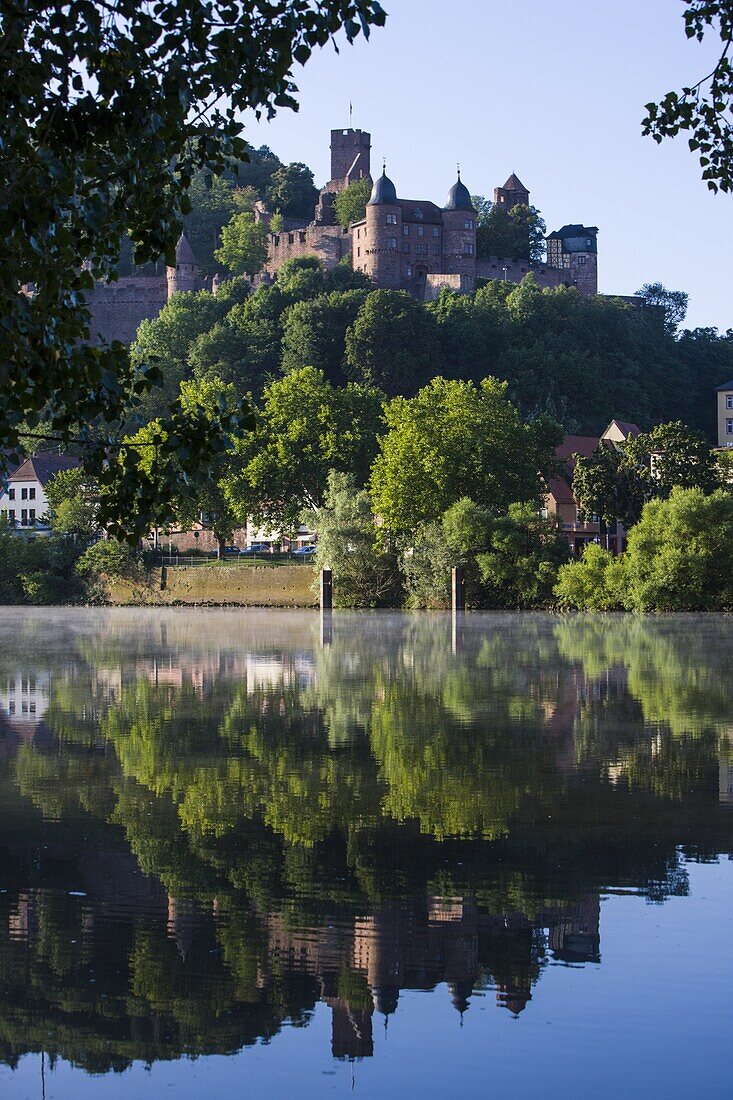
[328,127,371,189]
[441,172,477,279]
[166,233,200,295]
[494,172,530,210]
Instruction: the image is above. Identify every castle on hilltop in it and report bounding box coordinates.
[82,125,600,345]
[260,127,598,301]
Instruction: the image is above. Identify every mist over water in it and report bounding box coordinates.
[0,609,730,1099]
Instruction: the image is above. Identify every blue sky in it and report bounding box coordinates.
[245,0,731,331]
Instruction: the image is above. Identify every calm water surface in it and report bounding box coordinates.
[0,609,730,1099]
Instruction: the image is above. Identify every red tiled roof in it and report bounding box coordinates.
[8,453,81,486]
[555,435,599,462]
[547,475,575,505]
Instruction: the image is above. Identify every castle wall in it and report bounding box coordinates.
[476,257,570,291]
[84,276,169,345]
[424,274,476,300]
[264,224,350,275]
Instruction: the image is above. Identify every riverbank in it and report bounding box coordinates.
[108,564,317,607]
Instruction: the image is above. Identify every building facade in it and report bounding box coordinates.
[0,453,81,530]
[715,379,733,448]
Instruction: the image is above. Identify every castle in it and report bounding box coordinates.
[261,127,599,301]
[84,125,599,345]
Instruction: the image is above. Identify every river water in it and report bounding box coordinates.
[0,609,730,1099]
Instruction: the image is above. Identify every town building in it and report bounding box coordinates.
[715,379,733,448]
[546,420,640,553]
[0,452,81,531]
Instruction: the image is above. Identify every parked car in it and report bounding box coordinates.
[240,542,270,555]
[292,544,316,556]
[222,546,240,555]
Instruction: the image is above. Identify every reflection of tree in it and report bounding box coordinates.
[0,610,730,1072]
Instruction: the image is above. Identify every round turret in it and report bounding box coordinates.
[166,233,200,296]
[361,165,401,289]
[441,172,476,279]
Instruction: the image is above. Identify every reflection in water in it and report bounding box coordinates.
[0,610,729,1081]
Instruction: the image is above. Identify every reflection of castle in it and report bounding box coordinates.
[262,893,600,1058]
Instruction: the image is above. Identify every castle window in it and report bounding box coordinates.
[402,242,410,254]
[433,227,440,238]
[402,225,410,236]
[357,247,361,257]
[386,213,397,225]
[8,489,14,500]
[726,395,733,409]
[413,208,423,220]
[464,219,474,230]
[357,229,360,239]
[386,237,397,250]
[577,255,587,265]
[415,243,428,255]
[463,242,474,255]
[727,419,733,435]
[299,232,306,243]
[406,265,413,276]
[417,225,425,237]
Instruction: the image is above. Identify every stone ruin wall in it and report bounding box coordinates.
[263,224,351,276]
[475,256,570,291]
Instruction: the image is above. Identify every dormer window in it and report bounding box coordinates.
[413,208,423,221]
[726,395,733,410]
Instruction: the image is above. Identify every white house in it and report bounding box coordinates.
[0,453,81,530]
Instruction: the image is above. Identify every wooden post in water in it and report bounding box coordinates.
[320,568,333,611]
[452,566,465,613]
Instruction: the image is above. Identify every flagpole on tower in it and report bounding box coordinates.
[349,100,353,127]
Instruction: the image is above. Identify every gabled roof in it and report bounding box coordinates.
[8,453,81,486]
[606,419,640,439]
[555,434,599,462]
[502,173,528,193]
[715,379,733,392]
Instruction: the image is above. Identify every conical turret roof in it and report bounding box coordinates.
[175,233,198,265]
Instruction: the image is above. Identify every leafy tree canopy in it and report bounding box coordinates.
[333,176,373,227]
[370,376,562,535]
[636,282,689,337]
[642,1,733,191]
[265,162,319,221]
[215,212,270,277]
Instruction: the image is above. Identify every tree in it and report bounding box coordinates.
[266,163,318,220]
[623,487,733,611]
[312,471,400,607]
[227,367,384,529]
[1,0,386,536]
[642,1,733,192]
[574,422,722,529]
[131,291,227,419]
[344,290,442,395]
[475,203,546,262]
[281,289,369,383]
[45,468,99,541]
[637,282,689,336]
[476,502,570,608]
[369,376,562,535]
[333,177,373,227]
[553,543,628,611]
[215,213,270,277]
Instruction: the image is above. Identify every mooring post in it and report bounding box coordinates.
[452,566,465,613]
[320,568,333,611]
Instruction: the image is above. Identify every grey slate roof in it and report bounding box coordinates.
[444,175,473,211]
[367,170,398,206]
[8,453,81,486]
